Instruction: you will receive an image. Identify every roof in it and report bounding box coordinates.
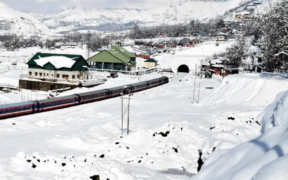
[27,52,87,69]
[111,45,136,58]
[0,101,35,109]
[236,11,251,15]
[88,50,130,65]
[34,56,75,69]
[38,95,78,103]
[145,58,157,63]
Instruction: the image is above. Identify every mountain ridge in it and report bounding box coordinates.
[0,0,252,36]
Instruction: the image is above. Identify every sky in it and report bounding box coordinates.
[0,0,153,14]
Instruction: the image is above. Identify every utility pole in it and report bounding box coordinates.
[120,88,133,135]
[86,31,91,60]
[197,70,201,104]
[192,64,197,103]
[121,92,123,135]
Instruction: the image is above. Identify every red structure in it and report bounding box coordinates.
[137,54,151,59]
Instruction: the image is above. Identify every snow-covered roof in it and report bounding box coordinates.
[34,56,75,69]
[236,11,251,15]
[211,59,223,64]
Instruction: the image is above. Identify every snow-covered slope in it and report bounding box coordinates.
[0,0,275,35]
[42,0,252,33]
[0,2,49,36]
[192,73,288,180]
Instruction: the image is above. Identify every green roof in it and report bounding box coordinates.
[88,50,130,65]
[27,52,84,66]
[88,46,136,67]
[145,58,157,63]
[27,52,89,71]
[111,45,136,58]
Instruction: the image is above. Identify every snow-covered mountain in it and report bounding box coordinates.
[42,0,250,33]
[0,0,266,35]
[0,2,49,36]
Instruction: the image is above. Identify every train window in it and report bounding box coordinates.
[0,110,2,114]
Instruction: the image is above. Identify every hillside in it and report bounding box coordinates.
[0,2,49,36]
[0,0,255,35]
[42,0,252,33]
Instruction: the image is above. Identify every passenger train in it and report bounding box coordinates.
[0,76,169,119]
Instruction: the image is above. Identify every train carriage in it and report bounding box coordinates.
[130,81,148,92]
[37,95,79,112]
[108,86,124,97]
[0,101,37,119]
[78,89,109,104]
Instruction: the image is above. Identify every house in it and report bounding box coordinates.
[27,52,90,83]
[137,52,151,59]
[88,45,136,71]
[144,58,157,68]
[216,33,227,41]
[235,11,251,19]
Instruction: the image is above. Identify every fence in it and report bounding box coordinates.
[81,79,105,86]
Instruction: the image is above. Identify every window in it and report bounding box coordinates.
[47,74,49,76]
[29,72,32,75]
[35,72,38,76]
[72,75,75,79]
[57,74,60,78]
[77,74,80,79]
[62,75,69,78]
[39,73,42,76]
[0,110,3,114]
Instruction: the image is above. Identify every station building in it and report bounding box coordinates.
[88,45,136,71]
[26,52,90,82]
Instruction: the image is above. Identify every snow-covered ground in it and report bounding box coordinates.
[1,71,288,179]
[192,73,288,180]
[1,40,288,179]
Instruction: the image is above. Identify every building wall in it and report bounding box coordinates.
[217,36,226,41]
[145,62,156,68]
[19,79,78,91]
[28,68,88,81]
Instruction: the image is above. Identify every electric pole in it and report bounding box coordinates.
[120,88,133,135]
[86,31,91,60]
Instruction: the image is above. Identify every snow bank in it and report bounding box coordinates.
[260,90,288,133]
[192,82,288,180]
[204,73,288,106]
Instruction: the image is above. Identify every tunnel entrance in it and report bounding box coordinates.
[177,65,189,73]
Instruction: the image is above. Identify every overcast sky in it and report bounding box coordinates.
[0,0,152,14]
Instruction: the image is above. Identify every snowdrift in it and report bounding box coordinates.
[192,78,288,180]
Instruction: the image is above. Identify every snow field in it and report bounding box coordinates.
[192,74,288,180]
[1,71,288,179]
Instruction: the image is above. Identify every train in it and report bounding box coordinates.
[0,76,169,119]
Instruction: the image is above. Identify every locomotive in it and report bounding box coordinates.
[0,76,169,119]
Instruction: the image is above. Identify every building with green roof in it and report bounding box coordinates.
[144,58,157,68]
[88,45,136,71]
[27,52,90,82]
